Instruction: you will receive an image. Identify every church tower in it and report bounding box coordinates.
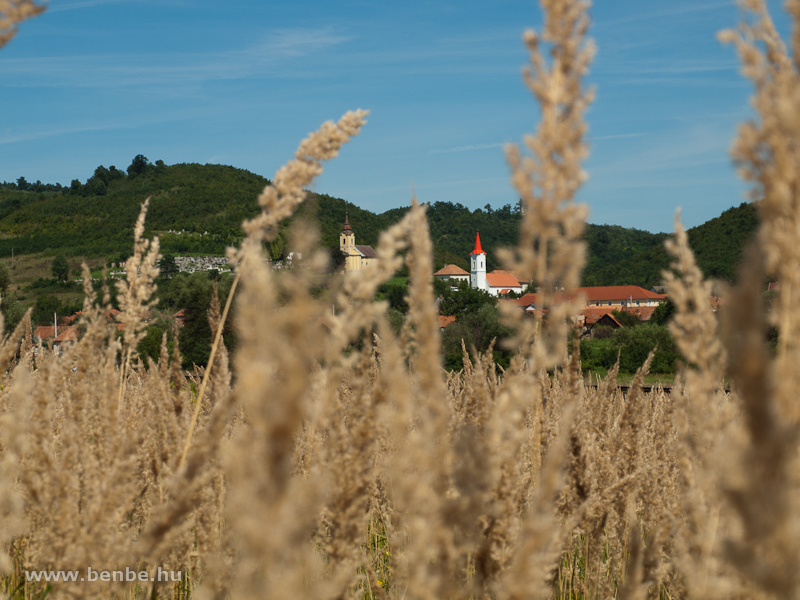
[340,212,355,254]
[470,232,487,291]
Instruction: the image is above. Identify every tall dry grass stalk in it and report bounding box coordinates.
[4,0,800,599]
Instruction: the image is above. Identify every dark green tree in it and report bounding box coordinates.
[159,254,179,279]
[439,282,495,316]
[51,254,70,281]
[32,294,62,326]
[441,303,514,370]
[611,309,643,328]
[0,261,11,293]
[1,293,25,334]
[137,317,175,366]
[162,273,234,368]
[268,232,286,261]
[378,282,409,313]
[650,299,676,326]
[93,165,111,185]
[127,154,151,178]
[84,177,107,196]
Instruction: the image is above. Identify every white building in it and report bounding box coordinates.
[469,232,523,297]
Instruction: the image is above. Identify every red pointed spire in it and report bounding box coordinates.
[470,231,486,255]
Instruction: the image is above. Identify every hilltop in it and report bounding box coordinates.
[1,159,759,288]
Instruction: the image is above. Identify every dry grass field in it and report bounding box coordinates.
[2,0,800,599]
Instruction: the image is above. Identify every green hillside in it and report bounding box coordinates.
[0,160,759,287]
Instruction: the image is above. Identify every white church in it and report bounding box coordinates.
[434,232,524,297]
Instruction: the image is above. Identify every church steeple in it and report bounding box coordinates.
[342,212,354,235]
[340,211,355,256]
[470,231,486,255]
[470,231,487,291]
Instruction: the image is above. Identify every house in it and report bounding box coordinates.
[581,285,666,308]
[52,325,80,354]
[511,286,666,319]
[468,232,524,296]
[434,264,470,284]
[340,213,378,272]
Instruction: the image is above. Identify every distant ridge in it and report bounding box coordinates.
[0,162,758,287]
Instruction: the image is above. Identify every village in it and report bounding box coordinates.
[29,214,725,362]
[338,213,691,338]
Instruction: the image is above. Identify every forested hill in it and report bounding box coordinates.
[1,160,758,286]
[582,202,758,286]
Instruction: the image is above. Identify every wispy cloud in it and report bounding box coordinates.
[590,133,647,141]
[0,123,126,145]
[596,2,731,28]
[0,27,350,89]
[244,28,351,59]
[48,0,142,12]
[348,175,509,196]
[429,142,505,154]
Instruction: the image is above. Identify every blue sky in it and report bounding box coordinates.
[0,0,792,233]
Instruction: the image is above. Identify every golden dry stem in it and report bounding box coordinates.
[3,0,800,599]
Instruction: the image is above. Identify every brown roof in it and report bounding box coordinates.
[582,306,618,324]
[511,292,538,307]
[486,270,522,289]
[355,245,377,258]
[595,313,623,328]
[438,315,456,328]
[627,306,657,321]
[33,325,56,340]
[582,305,658,325]
[512,285,666,307]
[54,325,80,343]
[580,286,666,302]
[434,264,469,276]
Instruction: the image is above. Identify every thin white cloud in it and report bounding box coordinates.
[244,28,351,59]
[0,123,124,145]
[590,133,647,141]
[596,2,732,28]
[48,0,141,12]
[347,175,509,196]
[0,26,350,88]
[429,142,505,154]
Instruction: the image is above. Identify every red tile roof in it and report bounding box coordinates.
[512,285,665,306]
[486,270,522,289]
[596,313,623,328]
[33,325,56,340]
[54,325,80,343]
[511,292,539,307]
[582,305,658,324]
[627,306,657,321]
[438,315,456,328]
[580,286,666,302]
[434,264,469,276]
[581,306,618,324]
